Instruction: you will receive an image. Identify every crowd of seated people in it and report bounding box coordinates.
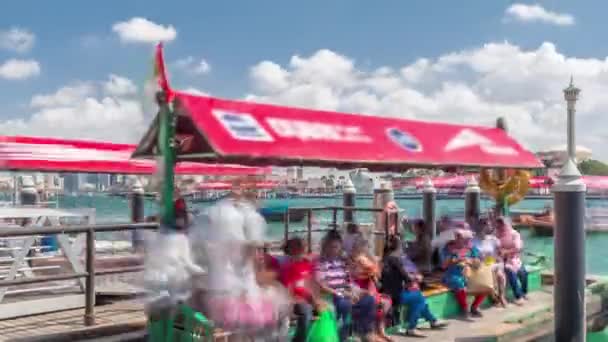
[261,214,528,341]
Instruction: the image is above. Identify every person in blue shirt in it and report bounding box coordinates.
[441,230,488,318]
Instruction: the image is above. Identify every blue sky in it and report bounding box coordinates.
[1,1,606,159]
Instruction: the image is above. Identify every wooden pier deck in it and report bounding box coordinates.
[0,285,605,341]
[0,300,146,342]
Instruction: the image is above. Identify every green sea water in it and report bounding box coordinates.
[56,194,608,276]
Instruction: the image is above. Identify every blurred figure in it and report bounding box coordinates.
[279,238,315,342]
[189,192,290,337]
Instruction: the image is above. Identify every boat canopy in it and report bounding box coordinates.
[132,93,543,171]
[0,135,270,175]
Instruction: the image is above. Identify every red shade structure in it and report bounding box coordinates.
[0,135,270,175]
[132,92,543,171]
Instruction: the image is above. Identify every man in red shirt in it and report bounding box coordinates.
[280,238,315,342]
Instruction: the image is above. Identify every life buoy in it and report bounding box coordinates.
[479,168,530,206]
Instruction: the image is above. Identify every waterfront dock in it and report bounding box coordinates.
[0,282,604,341]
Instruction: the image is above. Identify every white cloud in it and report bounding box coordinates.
[247,43,608,160]
[250,61,289,93]
[174,56,211,74]
[112,17,177,44]
[31,83,95,108]
[104,74,137,96]
[505,4,575,26]
[0,27,35,53]
[1,76,147,144]
[0,59,40,80]
[6,41,608,161]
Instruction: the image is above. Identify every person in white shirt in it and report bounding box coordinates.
[472,219,507,307]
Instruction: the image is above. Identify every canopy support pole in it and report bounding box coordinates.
[464,176,480,226]
[157,92,176,230]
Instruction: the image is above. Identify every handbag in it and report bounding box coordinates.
[465,262,494,294]
[306,309,339,342]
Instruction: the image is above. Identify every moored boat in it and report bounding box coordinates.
[258,205,306,222]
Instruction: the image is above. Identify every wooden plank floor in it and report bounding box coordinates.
[0,301,146,341]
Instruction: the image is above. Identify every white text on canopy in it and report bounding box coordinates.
[265,118,372,143]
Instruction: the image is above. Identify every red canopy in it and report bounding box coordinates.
[132,93,542,171]
[582,176,608,190]
[528,176,553,188]
[196,182,232,190]
[0,136,270,175]
[412,175,472,188]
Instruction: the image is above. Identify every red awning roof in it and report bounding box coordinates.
[0,136,270,175]
[132,92,542,171]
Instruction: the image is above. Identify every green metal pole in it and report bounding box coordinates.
[157,92,176,230]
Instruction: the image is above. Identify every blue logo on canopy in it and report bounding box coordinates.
[386,128,422,152]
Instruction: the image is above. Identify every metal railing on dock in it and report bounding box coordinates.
[282,206,397,253]
[0,222,158,326]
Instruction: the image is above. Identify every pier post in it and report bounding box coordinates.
[130,178,145,252]
[373,184,394,256]
[343,178,356,224]
[553,78,586,341]
[84,228,96,326]
[422,177,437,272]
[464,175,481,225]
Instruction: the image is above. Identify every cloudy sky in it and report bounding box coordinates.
[1,1,606,160]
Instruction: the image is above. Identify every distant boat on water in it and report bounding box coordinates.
[258,205,306,222]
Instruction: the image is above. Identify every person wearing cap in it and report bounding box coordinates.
[495,216,528,305]
[440,229,488,318]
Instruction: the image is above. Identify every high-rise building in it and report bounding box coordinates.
[297,167,304,181]
[97,174,111,191]
[62,173,80,194]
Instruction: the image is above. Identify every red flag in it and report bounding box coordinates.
[154,43,173,101]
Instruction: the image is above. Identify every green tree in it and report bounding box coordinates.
[579,159,608,176]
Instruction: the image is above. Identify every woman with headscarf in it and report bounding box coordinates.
[350,238,392,341]
[495,216,528,305]
[381,235,447,337]
[472,219,507,308]
[440,229,488,318]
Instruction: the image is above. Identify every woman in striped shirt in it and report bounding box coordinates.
[315,230,377,342]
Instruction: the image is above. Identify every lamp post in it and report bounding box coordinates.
[553,77,586,341]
